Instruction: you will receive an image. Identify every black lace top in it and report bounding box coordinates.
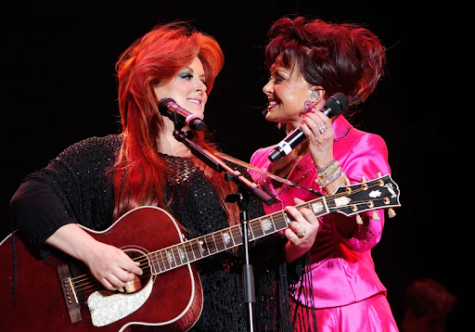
[10,134,300,331]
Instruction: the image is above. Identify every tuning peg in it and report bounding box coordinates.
[388,208,396,218]
[372,212,380,220]
[361,176,368,190]
[356,214,363,225]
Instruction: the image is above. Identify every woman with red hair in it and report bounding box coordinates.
[9,21,318,331]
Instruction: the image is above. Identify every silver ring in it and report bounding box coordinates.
[297,228,307,238]
[318,124,327,134]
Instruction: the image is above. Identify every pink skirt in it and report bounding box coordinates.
[291,292,400,332]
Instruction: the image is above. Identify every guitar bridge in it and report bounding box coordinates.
[57,262,82,323]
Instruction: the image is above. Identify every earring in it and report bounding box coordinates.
[300,91,319,115]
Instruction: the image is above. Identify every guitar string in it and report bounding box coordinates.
[67,180,392,293]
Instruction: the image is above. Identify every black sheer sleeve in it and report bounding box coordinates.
[10,180,76,258]
[9,135,120,258]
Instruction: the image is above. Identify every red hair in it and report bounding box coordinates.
[112,21,238,225]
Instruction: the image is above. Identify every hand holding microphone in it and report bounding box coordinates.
[267,92,349,162]
[158,98,205,131]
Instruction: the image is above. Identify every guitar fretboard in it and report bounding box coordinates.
[148,196,329,274]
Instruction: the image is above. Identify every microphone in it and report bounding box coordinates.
[267,92,349,162]
[158,97,205,131]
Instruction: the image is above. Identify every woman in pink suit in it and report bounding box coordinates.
[249,15,399,331]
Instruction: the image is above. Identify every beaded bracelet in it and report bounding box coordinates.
[316,159,340,181]
[316,159,339,175]
[316,167,342,189]
[315,159,343,190]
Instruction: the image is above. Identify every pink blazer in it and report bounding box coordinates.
[250,115,391,308]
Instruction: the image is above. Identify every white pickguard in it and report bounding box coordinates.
[87,279,153,327]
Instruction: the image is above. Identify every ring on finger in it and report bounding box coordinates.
[297,228,307,238]
[318,124,327,134]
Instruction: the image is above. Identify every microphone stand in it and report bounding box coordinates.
[172,128,273,332]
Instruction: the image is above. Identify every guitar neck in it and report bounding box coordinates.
[148,196,329,274]
[147,173,401,275]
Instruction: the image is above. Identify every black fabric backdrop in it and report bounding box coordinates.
[3,1,460,330]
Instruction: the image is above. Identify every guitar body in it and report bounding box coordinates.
[0,206,203,331]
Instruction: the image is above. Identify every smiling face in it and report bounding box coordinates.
[154,56,209,120]
[263,58,314,128]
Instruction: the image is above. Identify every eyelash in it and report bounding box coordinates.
[180,73,209,86]
[180,73,193,80]
[268,75,284,82]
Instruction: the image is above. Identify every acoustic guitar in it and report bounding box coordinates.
[0,174,400,331]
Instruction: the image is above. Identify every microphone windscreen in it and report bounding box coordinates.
[323,92,348,117]
[158,97,175,115]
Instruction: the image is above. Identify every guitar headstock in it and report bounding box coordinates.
[327,173,401,219]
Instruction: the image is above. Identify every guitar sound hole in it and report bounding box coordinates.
[119,251,151,294]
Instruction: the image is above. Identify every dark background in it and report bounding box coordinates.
[3,1,460,330]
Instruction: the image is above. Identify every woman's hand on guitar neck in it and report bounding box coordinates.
[283,197,319,264]
[45,223,143,291]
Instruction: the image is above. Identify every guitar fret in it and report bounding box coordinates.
[203,234,216,255]
[163,249,171,271]
[160,251,167,271]
[199,239,207,256]
[212,233,222,252]
[177,243,187,264]
[233,226,243,246]
[155,251,164,274]
[309,197,327,216]
[275,213,289,231]
[191,239,203,259]
[259,216,275,236]
[170,246,179,268]
[226,226,237,247]
[163,248,173,270]
[272,214,279,232]
[185,242,195,262]
[216,230,229,251]
[283,212,292,229]
[247,221,256,240]
[149,252,157,274]
[251,218,264,238]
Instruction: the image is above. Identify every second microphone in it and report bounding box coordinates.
[267,92,349,163]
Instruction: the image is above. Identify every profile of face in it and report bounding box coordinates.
[263,57,318,127]
[154,56,208,120]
